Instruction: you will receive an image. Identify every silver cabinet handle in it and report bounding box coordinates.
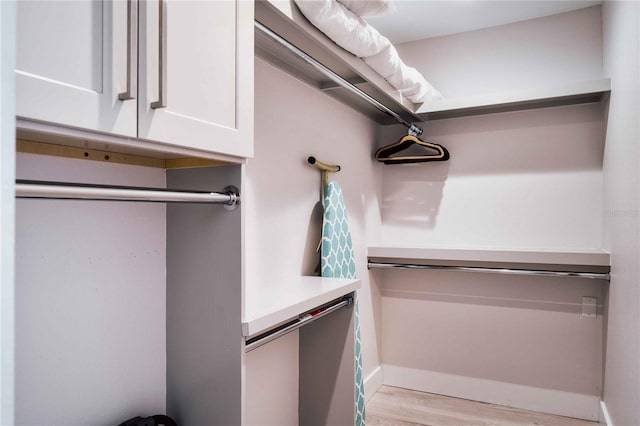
[118,0,138,101]
[150,0,167,109]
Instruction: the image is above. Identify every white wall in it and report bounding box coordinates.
[0,1,16,423]
[396,6,603,97]
[244,58,381,422]
[14,154,167,425]
[377,103,604,249]
[379,269,606,420]
[381,6,606,249]
[373,7,607,420]
[601,2,640,425]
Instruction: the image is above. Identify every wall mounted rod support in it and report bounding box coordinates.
[307,156,340,172]
[15,180,240,206]
[308,156,340,193]
[255,21,423,136]
[367,262,610,281]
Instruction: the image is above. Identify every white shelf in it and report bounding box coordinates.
[243,276,361,337]
[417,78,611,121]
[368,245,610,274]
[255,0,420,124]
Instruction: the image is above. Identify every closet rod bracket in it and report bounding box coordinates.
[408,124,423,137]
[345,294,354,308]
[223,186,240,211]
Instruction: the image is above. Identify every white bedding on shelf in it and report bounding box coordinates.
[293,0,443,103]
[336,0,396,17]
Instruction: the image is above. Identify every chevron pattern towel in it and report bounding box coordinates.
[320,181,365,425]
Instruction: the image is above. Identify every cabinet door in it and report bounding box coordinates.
[16,1,137,137]
[138,0,253,158]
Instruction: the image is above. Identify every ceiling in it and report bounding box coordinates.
[365,0,602,44]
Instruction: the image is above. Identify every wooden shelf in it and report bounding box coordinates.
[368,245,610,274]
[243,276,361,337]
[417,79,611,121]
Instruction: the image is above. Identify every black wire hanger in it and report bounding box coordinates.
[375,128,450,165]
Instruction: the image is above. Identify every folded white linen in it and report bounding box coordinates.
[294,0,389,57]
[293,0,443,103]
[336,0,396,17]
[364,44,444,102]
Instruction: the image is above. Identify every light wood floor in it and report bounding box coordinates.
[366,386,600,426]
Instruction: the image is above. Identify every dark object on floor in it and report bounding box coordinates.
[117,415,177,426]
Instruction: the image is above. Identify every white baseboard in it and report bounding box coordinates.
[382,364,600,421]
[363,365,383,403]
[600,400,613,425]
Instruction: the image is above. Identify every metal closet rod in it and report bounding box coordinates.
[245,295,353,353]
[15,180,240,206]
[367,262,611,281]
[255,21,424,137]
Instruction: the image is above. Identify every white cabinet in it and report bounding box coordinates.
[138,0,253,157]
[16,1,136,137]
[16,0,253,158]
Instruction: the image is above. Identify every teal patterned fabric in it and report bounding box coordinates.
[321,181,365,426]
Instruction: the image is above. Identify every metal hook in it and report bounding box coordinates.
[307,156,341,197]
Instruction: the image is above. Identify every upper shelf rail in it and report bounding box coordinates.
[255,21,423,136]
